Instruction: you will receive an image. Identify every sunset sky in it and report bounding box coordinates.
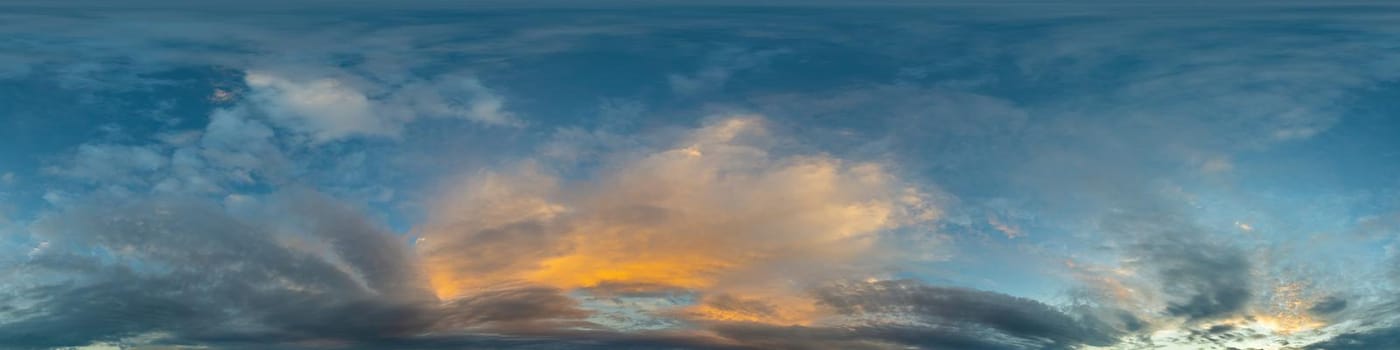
[3,1,1400,349]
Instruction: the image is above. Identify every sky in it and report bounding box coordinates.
[1,1,1400,349]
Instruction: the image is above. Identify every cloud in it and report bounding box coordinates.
[1004,7,1400,151]
[6,4,1400,349]
[418,116,939,322]
[1152,245,1252,322]
[0,191,436,348]
[43,107,289,196]
[436,285,592,331]
[1305,325,1400,350]
[698,280,1133,350]
[0,115,968,349]
[1098,199,1253,323]
[748,84,1030,185]
[245,72,402,142]
[244,71,520,143]
[1309,296,1349,316]
[669,48,788,95]
[391,76,520,127]
[185,107,289,188]
[45,144,167,185]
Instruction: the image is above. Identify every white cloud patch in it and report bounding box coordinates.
[245,71,401,142]
[244,71,519,143]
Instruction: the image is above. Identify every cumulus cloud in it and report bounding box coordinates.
[417,117,939,317]
[185,108,289,187]
[245,72,402,142]
[244,71,518,143]
[43,107,289,196]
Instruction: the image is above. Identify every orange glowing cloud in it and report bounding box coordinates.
[415,116,940,321]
